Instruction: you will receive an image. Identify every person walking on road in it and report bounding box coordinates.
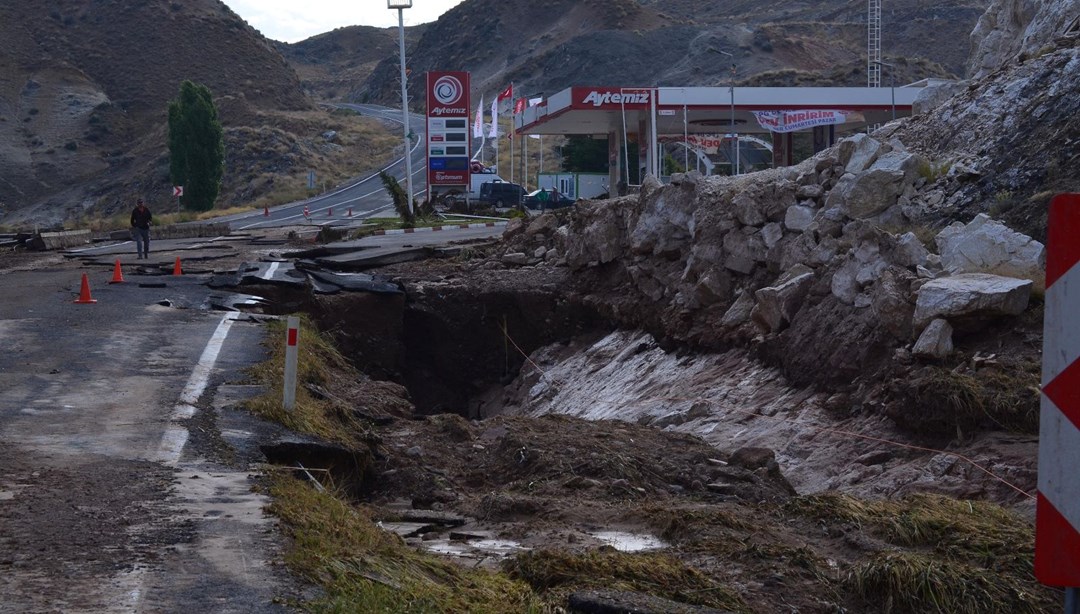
[130,198,152,259]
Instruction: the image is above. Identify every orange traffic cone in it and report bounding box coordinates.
[173,257,183,276]
[74,273,97,304]
[264,206,269,217]
[108,259,125,284]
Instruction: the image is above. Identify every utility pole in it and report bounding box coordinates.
[389,0,414,216]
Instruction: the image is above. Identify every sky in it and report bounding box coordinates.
[221,0,467,43]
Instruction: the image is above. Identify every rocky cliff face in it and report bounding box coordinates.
[968,0,1078,77]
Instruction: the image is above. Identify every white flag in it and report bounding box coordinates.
[528,97,543,107]
[473,96,484,138]
[488,96,499,138]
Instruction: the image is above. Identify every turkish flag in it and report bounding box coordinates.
[497,83,513,102]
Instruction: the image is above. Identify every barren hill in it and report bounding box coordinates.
[0,0,391,226]
[345,0,987,107]
[278,24,428,101]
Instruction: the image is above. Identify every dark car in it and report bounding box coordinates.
[523,189,575,210]
[477,181,526,208]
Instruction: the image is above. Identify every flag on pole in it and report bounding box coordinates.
[527,98,543,138]
[488,96,499,138]
[473,95,484,138]
[497,83,513,102]
[513,98,526,115]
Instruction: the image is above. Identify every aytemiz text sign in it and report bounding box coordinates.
[1036,193,1080,588]
[426,71,471,188]
[572,86,653,110]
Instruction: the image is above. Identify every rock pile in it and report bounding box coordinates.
[497,129,1045,385]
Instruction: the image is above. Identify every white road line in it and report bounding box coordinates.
[154,312,240,465]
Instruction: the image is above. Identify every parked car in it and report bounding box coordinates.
[523,189,575,210]
[477,180,526,208]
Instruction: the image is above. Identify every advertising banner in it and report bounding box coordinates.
[426,72,471,187]
[752,110,863,133]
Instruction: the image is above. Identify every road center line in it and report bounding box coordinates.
[155,312,240,465]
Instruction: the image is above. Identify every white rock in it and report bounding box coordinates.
[895,232,930,268]
[831,259,861,304]
[784,205,816,232]
[934,213,1046,282]
[913,273,1032,330]
[721,291,755,327]
[913,319,954,358]
[796,184,824,200]
[844,134,884,174]
[534,246,548,259]
[762,223,784,249]
[502,252,529,265]
[752,271,815,332]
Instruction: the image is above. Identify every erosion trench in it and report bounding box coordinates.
[242,264,1054,613]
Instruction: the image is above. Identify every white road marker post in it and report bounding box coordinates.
[1036,193,1080,613]
[283,316,300,411]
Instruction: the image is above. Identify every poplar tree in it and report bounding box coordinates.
[168,81,224,212]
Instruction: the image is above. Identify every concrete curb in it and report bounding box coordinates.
[370,221,508,236]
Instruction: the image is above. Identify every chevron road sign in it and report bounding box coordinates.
[1037,194,1080,610]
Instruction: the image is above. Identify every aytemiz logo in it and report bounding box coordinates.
[430,107,468,116]
[433,76,464,106]
[582,90,650,107]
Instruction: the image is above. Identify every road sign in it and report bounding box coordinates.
[1037,193,1080,589]
[173,186,183,197]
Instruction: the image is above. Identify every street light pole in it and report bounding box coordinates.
[872,60,897,122]
[389,0,414,216]
[710,48,738,175]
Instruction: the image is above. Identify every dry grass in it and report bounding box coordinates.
[847,552,1051,614]
[785,493,1056,612]
[266,473,544,613]
[244,316,371,448]
[913,366,1041,435]
[504,549,745,612]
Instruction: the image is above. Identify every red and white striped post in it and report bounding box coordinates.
[283,316,300,411]
[1037,193,1080,613]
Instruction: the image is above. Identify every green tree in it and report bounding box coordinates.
[560,136,608,173]
[168,81,224,212]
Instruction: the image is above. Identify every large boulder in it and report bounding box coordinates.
[751,266,815,332]
[913,273,1032,330]
[934,213,1046,282]
[913,318,954,358]
[836,152,924,219]
[784,205,816,232]
[840,133,884,173]
[630,181,697,256]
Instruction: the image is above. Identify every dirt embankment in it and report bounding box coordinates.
[243,242,1054,613]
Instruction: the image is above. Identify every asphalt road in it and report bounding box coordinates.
[215,103,428,232]
[0,222,505,611]
[0,258,300,611]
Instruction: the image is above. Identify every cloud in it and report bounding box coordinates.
[222,0,466,42]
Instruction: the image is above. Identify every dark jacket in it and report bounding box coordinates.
[131,205,152,229]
